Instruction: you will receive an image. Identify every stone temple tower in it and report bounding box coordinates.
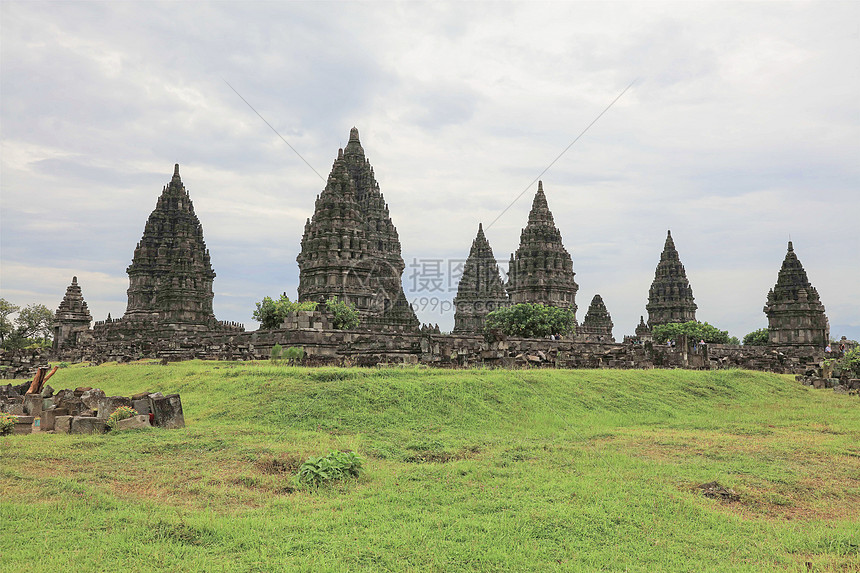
[54,276,93,349]
[452,223,509,333]
[764,241,828,346]
[506,181,578,313]
[297,128,418,331]
[124,164,217,328]
[646,230,697,327]
[579,294,614,342]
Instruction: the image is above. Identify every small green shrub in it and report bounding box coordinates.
[253,295,318,329]
[0,412,17,436]
[270,344,283,362]
[106,406,138,430]
[652,321,732,344]
[57,362,70,368]
[743,328,770,346]
[297,451,363,486]
[284,346,304,362]
[326,297,360,330]
[484,303,575,338]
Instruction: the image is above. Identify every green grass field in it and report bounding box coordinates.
[1,362,858,572]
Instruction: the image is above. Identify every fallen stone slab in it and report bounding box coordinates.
[132,398,151,415]
[41,408,69,432]
[114,415,152,431]
[80,389,105,410]
[23,394,44,417]
[70,416,107,434]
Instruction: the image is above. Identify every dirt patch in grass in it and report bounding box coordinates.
[256,453,304,474]
[404,445,481,464]
[695,481,739,502]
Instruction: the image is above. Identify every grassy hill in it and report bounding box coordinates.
[1,362,858,572]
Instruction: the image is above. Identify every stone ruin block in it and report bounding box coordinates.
[70,416,107,434]
[55,415,73,434]
[80,388,105,410]
[132,398,151,415]
[12,415,34,435]
[22,394,44,417]
[97,396,132,420]
[41,408,69,432]
[849,379,860,390]
[150,394,184,429]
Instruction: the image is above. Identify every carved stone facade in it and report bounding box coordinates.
[580,294,614,342]
[634,316,652,341]
[54,277,93,349]
[453,224,509,333]
[297,128,418,331]
[764,241,829,347]
[506,182,578,313]
[646,230,697,327]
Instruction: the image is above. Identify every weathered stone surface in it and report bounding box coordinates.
[40,384,54,398]
[507,182,578,311]
[97,396,132,420]
[453,223,509,333]
[848,379,860,390]
[55,415,73,434]
[41,408,69,432]
[646,231,697,327]
[115,415,152,431]
[834,385,848,394]
[150,394,184,429]
[81,389,106,410]
[70,416,107,434]
[763,242,828,346]
[131,392,150,400]
[132,398,151,415]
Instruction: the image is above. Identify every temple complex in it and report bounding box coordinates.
[764,241,829,346]
[506,182,578,314]
[579,294,614,342]
[646,230,697,327]
[296,128,418,331]
[53,277,93,349]
[452,224,509,333]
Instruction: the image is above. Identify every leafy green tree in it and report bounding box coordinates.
[326,297,360,330]
[15,303,54,343]
[651,321,732,344]
[483,303,576,338]
[743,328,770,346]
[252,294,317,329]
[0,298,19,345]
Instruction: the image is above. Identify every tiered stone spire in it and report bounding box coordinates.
[297,128,418,331]
[54,276,93,348]
[124,164,217,326]
[580,294,614,342]
[646,230,697,327]
[763,241,828,346]
[453,223,509,333]
[506,181,578,313]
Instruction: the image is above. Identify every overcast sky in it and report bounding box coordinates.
[1,1,858,340]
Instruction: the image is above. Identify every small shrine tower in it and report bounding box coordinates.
[452,223,509,333]
[764,241,828,346]
[646,230,697,327]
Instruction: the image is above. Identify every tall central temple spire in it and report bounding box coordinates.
[506,181,579,313]
[297,128,419,331]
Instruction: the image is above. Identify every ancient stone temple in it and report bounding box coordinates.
[297,128,419,331]
[763,241,828,346]
[53,277,93,349]
[452,223,509,333]
[579,294,614,342]
[646,230,697,327]
[506,181,578,313]
[93,165,242,338]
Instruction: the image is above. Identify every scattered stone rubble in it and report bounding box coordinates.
[0,381,184,436]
